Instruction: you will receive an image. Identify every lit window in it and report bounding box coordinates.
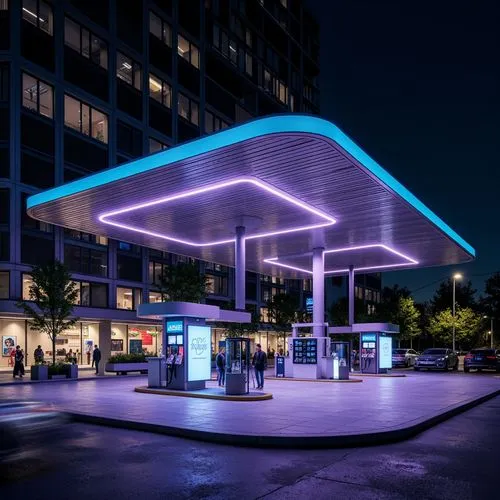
[229,41,238,65]
[64,95,108,144]
[149,11,172,47]
[22,273,33,300]
[245,29,252,47]
[149,138,168,153]
[149,74,172,108]
[116,52,142,90]
[22,73,53,119]
[117,287,133,310]
[178,93,199,126]
[64,17,108,69]
[149,291,163,303]
[0,1,8,11]
[22,0,53,35]
[178,35,200,69]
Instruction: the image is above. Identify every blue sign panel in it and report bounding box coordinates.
[166,320,183,334]
[275,356,285,377]
[305,297,313,313]
[361,333,377,342]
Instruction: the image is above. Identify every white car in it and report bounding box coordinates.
[392,348,419,367]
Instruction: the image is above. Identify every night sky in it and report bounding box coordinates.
[307,0,500,301]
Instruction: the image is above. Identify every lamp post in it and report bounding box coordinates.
[452,273,462,352]
[483,315,494,348]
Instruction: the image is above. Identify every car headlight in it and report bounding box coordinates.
[415,357,420,362]
[437,357,445,362]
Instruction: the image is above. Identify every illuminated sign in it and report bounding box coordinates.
[187,325,211,382]
[166,321,183,334]
[379,336,392,369]
[305,297,313,313]
[362,333,377,342]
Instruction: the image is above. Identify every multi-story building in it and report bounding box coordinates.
[0,0,322,366]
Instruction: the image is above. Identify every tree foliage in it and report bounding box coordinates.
[158,261,208,303]
[392,297,421,343]
[428,307,483,349]
[482,272,500,318]
[328,297,370,326]
[16,261,79,365]
[430,279,477,313]
[266,293,300,346]
[222,301,261,337]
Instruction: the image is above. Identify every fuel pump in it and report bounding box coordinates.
[166,344,184,386]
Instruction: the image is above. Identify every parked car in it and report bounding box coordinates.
[0,400,68,465]
[392,348,419,367]
[464,348,500,373]
[414,348,459,371]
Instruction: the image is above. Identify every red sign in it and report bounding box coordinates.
[140,330,153,346]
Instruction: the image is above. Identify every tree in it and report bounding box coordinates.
[392,297,421,348]
[428,307,483,350]
[158,261,208,303]
[17,261,79,365]
[266,293,300,352]
[377,285,411,320]
[430,279,477,313]
[482,273,500,319]
[328,297,370,326]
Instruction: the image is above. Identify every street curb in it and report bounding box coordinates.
[265,377,362,383]
[0,373,146,387]
[65,388,500,449]
[135,386,273,401]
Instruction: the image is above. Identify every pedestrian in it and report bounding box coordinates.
[215,347,226,387]
[252,343,267,390]
[34,345,44,363]
[13,345,25,379]
[93,345,101,375]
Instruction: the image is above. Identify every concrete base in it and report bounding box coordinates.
[135,386,272,401]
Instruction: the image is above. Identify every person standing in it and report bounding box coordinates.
[93,345,101,375]
[252,343,267,390]
[34,345,44,364]
[215,347,226,387]
[13,345,25,379]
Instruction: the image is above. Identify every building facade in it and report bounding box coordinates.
[0,0,324,366]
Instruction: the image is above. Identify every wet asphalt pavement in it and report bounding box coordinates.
[2,395,499,499]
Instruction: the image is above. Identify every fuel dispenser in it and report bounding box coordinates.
[360,332,393,374]
[330,341,350,380]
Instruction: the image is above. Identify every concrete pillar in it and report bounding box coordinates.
[235,226,246,310]
[312,247,325,337]
[348,265,355,326]
[98,320,112,376]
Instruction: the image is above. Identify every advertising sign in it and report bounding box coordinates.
[111,339,123,352]
[2,335,16,357]
[379,335,392,369]
[293,338,317,364]
[140,330,153,346]
[275,356,285,377]
[305,297,313,314]
[187,325,211,382]
[361,333,377,342]
[129,339,143,354]
[166,321,183,334]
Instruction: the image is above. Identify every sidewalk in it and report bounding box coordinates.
[0,372,498,448]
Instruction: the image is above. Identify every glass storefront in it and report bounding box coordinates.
[0,319,161,367]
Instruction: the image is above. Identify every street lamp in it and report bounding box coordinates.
[452,273,462,352]
[484,315,494,348]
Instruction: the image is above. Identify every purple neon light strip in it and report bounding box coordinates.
[263,244,419,274]
[98,177,336,247]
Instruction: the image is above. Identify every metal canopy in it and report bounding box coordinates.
[27,115,475,278]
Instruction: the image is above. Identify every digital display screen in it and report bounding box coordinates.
[187,325,211,382]
[176,335,184,345]
[293,338,317,364]
[167,335,177,345]
[362,333,377,342]
[379,336,393,369]
[166,321,183,334]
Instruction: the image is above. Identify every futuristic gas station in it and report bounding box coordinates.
[26,115,475,396]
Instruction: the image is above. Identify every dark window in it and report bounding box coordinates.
[22,0,53,35]
[117,254,142,281]
[21,234,53,265]
[0,188,8,224]
[68,0,109,28]
[0,230,8,261]
[21,151,54,188]
[205,110,229,133]
[0,147,8,178]
[21,192,53,232]
[64,244,108,277]
[149,11,172,47]
[0,270,8,299]
[64,132,108,172]
[149,137,168,153]
[117,121,143,158]
[0,63,9,101]
[117,2,142,51]
[64,17,107,69]
[64,229,107,246]
[22,73,53,118]
[178,93,199,125]
[80,281,108,308]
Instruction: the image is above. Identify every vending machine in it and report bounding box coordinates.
[360,332,392,374]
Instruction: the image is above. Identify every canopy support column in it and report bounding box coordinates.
[235,226,246,311]
[312,247,325,337]
[348,265,355,326]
